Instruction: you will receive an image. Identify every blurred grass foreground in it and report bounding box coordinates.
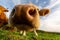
[0,25,60,40]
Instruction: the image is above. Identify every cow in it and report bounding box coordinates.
[0,5,8,27]
[9,3,50,36]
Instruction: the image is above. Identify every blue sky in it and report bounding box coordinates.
[0,0,60,32]
[0,0,50,10]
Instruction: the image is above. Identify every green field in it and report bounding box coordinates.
[0,29,60,40]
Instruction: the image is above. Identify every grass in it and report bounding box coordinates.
[0,24,60,40]
[0,30,60,40]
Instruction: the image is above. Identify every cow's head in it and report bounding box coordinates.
[0,5,8,15]
[10,3,50,29]
[0,6,8,26]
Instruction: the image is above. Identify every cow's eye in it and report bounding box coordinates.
[11,8,16,17]
[12,8,16,13]
[12,8,16,14]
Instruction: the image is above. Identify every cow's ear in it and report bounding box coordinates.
[39,8,50,16]
[0,5,8,12]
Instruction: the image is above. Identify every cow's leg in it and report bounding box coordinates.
[34,29,38,36]
[23,30,26,36]
[20,31,23,34]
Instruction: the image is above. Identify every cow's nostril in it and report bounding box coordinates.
[29,9,36,16]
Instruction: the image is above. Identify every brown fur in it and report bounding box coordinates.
[9,3,50,33]
[0,5,8,27]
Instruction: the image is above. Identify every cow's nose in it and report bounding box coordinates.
[29,9,36,16]
[26,7,37,21]
[22,7,37,21]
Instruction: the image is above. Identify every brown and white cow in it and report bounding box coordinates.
[9,3,50,36]
[0,5,8,27]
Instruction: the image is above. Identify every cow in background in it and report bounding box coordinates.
[0,5,8,27]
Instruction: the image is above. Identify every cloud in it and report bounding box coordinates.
[39,8,60,32]
[38,0,60,33]
[46,0,60,8]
